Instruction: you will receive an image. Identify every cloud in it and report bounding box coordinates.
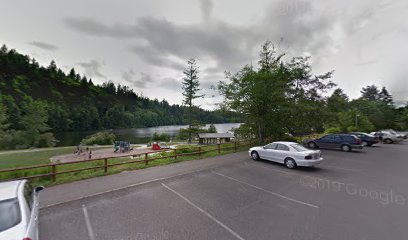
[77,60,106,78]
[199,0,214,22]
[64,17,139,38]
[157,77,182,91]
[29,41,59,51]
[354,60,379,66]
[123,69,154,88]
[63,0,342,74]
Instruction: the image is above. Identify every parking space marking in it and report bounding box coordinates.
[213,172,319,209]
[161,183,246,240]
[82,205,96,240]
[323,165,361,173]
[244,162,300,176]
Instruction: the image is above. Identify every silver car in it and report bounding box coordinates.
[249,141,323,169]
[0,180,44,240]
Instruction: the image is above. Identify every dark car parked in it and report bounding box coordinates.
[350,132,379,147]
[305,134,364,152]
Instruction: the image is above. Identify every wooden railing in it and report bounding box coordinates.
[0,140,254,183]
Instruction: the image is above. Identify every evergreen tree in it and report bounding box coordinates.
[182,58,203,143]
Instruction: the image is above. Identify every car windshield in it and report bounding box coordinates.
[0,198,21,232]
[291,144,309,152]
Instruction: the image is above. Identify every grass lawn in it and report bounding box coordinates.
[0,147,77,169]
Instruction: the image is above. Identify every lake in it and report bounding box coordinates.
[54,123,242,146]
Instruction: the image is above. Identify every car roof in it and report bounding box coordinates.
[0,180,24,201]
[273,141,298,145]
[325,134,355,136]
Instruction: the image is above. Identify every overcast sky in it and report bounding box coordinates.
[2,0,408,108]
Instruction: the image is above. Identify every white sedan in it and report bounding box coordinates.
[248,141,323,169]
[0,180,44,240]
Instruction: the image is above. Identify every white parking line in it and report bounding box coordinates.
[161,183,246,240]
[213,172,319,209]
[244,162,300,176]
[323,165,362,173]
[82,205,96,240]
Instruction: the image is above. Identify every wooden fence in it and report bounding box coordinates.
[0,140,254,183]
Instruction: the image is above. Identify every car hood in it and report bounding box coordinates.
[249,146,263,151]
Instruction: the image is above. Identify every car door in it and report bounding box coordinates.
[23,182,38,240]
[260,143,278,161]
[318,135,334,148]
[274,144,290,163]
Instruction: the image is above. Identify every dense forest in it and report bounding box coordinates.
[0,45,242,149]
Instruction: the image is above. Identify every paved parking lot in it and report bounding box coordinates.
[40,142,408,240]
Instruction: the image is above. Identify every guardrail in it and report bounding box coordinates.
[0,140,255,183]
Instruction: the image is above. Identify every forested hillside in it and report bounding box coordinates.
[0,45,242,149]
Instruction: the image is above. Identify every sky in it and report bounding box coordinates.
[1,0,408,109]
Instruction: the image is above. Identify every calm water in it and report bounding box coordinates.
[54,123,242,146]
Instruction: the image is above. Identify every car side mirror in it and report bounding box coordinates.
[35,186,45,193]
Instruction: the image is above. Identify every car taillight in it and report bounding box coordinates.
[23,238,32,240]
[305,155,313,160]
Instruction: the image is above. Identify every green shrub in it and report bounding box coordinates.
[324,127,342,134]
[81,131,116,145]
[37,132,56,148]
[151,132,170,142]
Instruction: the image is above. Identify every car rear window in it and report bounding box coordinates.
[291,144,309,152]
[0,198,21,232]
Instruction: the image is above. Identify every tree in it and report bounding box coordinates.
[327,88,349,112]
[182,58,203,143]
[207,124,217,133]
[17,99,54,148]
[361,85,380,101]
[219,41,334,141]
[0,102,9,135]
[337,110,374,133]
[379,86,393,105]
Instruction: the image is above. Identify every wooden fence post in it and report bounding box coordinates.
[104,158,108,173]
[217,143,221,153]
[174,149,177,160]
[52,164,56,183]
[198,147,201,157]
[234,141,237,151]
[144,153,148,166]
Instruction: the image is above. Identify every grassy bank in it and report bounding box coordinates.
[0,143,251,187]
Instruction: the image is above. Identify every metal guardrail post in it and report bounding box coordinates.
[217,143,220,153]
[174,149,177,160]
[144,153,148,166]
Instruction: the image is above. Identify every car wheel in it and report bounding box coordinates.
[384,138,393,144]
[284,158,297,169]
[362,141,368,147]
[308,142,317,149]
[251,151,260,161]
[341,145,351,152]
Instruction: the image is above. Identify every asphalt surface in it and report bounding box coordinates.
[39,141,408,240]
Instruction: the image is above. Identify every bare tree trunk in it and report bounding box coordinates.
[188,102,192,143]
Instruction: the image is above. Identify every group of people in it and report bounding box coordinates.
[74,145,92,159]
[114,141,132,153]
